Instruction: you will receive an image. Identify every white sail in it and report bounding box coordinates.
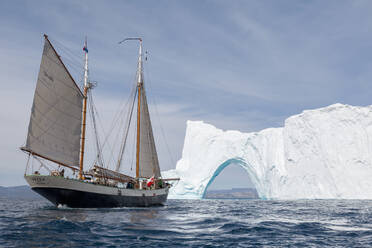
[138,85,161,178]
[25,37,83,167]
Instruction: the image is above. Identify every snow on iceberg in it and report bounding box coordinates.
[162,104,372,199]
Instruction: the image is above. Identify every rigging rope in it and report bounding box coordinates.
[144,58,176,167]
[88,90,105,167]
[130,123,136,171]
[115,87,137,172]
[51,38,84,66]
[104,83,137,169]
[50,37,86,88]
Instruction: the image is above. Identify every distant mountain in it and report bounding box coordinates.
[205,188,258,199]
[0,185,42,199]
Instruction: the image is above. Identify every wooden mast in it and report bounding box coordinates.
[117,37,144,180]
[79,37,89,180]
[136,39,143,179]
[136,83,141,178]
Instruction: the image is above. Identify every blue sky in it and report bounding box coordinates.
[1,0,372,188]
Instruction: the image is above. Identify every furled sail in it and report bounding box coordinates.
[25,36,83,167]
[138,84,161,178]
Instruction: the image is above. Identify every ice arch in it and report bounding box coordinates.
[162,120,285,199]
[201,158,259,198]
[162,104,372,199]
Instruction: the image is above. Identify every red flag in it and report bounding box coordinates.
[147,176,155,187]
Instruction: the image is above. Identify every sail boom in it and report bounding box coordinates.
[162,178,181,181]
[87,165,136,183]
[21,147,79,171]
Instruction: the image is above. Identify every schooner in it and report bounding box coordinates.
[21,34,178,208]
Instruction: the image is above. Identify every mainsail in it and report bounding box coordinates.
[136,42,161,178]
[138,85,161,178]
[25,36,84,167]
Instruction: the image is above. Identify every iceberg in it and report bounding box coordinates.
[162,104,372,199]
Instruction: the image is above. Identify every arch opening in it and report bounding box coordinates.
[202,158,259,199]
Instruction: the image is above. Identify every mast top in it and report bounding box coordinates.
[118,37,142,43]
[83,36,89,88]
[118,37,143,84]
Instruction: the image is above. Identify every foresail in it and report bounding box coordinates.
[25,37,83,167]
[139,85,161,178]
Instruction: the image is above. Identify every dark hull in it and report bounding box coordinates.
[33,187,168,208]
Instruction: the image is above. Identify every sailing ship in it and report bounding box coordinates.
[21,34,178,208]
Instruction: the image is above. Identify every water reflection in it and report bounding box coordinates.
[129,209,159,224]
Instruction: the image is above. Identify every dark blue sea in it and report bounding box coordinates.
[1,198,372,247]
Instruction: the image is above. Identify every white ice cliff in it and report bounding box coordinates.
[162,104,372,199]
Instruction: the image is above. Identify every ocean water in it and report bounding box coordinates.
[0,199,371,247]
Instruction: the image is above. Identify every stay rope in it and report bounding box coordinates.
[144,56,176,167]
